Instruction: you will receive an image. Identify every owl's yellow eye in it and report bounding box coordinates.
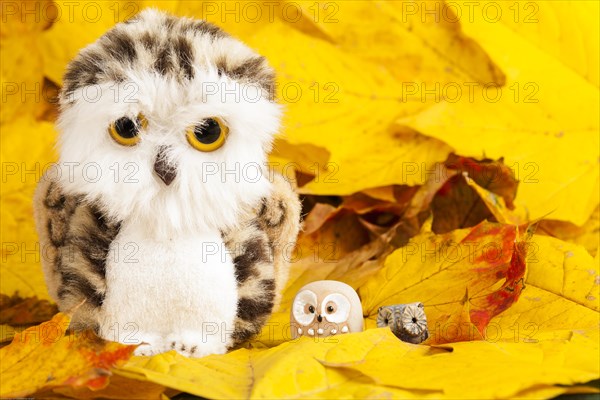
[108,114,146,146]
[186,118,228,152]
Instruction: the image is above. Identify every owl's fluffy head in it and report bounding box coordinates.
[55,9,281,235]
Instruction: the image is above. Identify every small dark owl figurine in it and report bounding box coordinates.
[33,9,301,358]
[377,302,429,344]
[290,280,364,338]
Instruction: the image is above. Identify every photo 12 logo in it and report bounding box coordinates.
[400,82,539,104]
[1,162,140,185]
[1,1,139,24]
[400,1,539,23]
[198,1,339,24]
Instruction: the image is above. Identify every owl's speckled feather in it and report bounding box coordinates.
[33,9,300,357]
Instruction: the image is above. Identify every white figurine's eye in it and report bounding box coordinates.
[186,117,228,152]
[108,113,147,146]
[293,290,317,326]
[321,293,350,324]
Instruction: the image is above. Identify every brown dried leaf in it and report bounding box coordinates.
[0,293,58,325]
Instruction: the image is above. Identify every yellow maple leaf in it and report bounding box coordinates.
[248,20,453,193]
[113,327,599,399]
[40,1,142,85]
[0,36,44,124]
[493,0,599,87]
[320,329,598,399]
[398,0,599,225]
[493,234,599,342]
[0,313,136,398]
[0,117,58,300]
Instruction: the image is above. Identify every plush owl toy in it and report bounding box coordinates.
[33,9,301,358]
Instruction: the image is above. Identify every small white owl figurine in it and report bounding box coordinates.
[291,280,364,338]
[33,9,301,358]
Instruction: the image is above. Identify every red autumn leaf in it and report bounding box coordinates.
[445,154,519,209]
[360,221,527,342]
[0,313,136,398]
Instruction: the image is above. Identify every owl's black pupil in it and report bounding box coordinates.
[412,317,418,323]
[194,119,221,144]
[308,305,315,314]
[327,306,334,312]
[114,117,138,138]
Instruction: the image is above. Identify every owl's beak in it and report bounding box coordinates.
[317,315,323,323]
[154,146,177,186]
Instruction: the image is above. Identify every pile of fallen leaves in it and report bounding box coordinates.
[1,1,598,399]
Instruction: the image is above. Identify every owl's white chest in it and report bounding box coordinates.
[98,219,238,353]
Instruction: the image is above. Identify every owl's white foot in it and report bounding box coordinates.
[131,331,228,358]
[164,331,228,358]
[124,331,166,356]
[134,342,166,356]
